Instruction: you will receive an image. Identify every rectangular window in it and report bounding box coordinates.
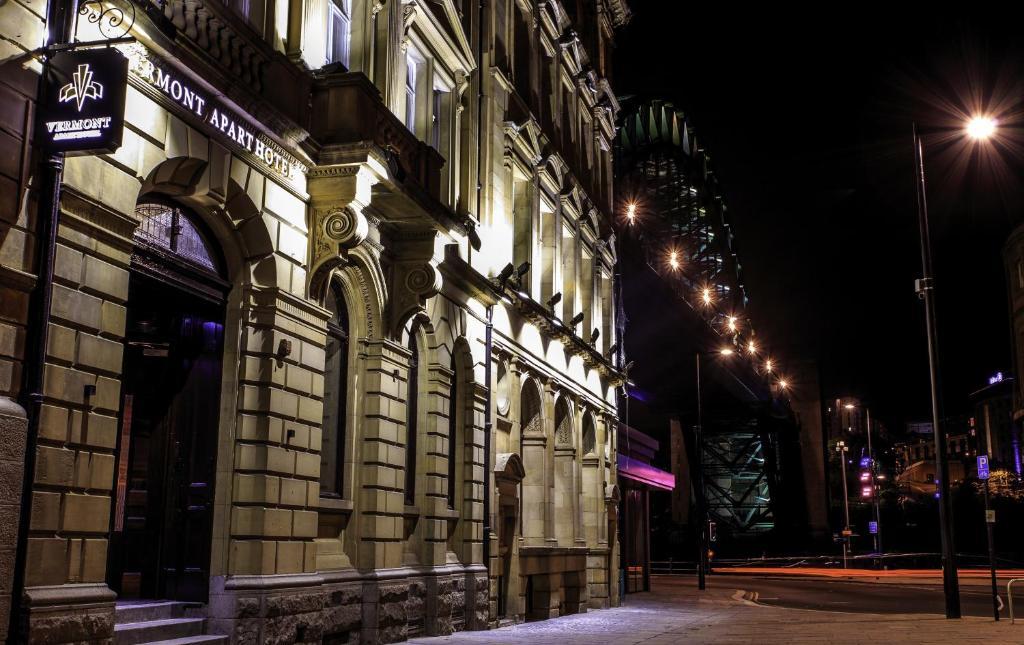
[431,88,443,151]
[581,248,594,344]
[405,53,419,133]
[539,198,557,304]
[327,0,351,67]
[512,174,533,293]
[560,225,577,323]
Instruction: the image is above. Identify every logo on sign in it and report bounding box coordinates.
[58,64,104,111]
[42,48,127,154]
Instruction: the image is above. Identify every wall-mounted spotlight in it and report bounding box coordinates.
[547,292,562,311]
[496,263,515,286]
[569,312,585,330]
[590,328,600,345]
[515,261,531,283]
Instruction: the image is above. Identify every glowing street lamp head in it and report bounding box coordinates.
[966,116,996,140]
[747,340,757,354]
[844,403,856,410]
[727,316,738,332]
[626,202,637,224]
[764,358,773,373]
[778,379,789,390]
[701,287,713,306]
[720,347,734,356]
[668,250,680,270]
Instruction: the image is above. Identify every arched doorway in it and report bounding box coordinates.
[108,201,229,603]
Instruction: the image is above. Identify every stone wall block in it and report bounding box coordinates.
[60,493,110,533]
[30,491,61,531]
[50,283,102,331]
[35,445,75,487]
[24,538,67,586]
[76,333,124,374]
[81,254,129,302]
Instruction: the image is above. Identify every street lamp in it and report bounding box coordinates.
[693,346,735,590]
[845,402,882,558]
[913,116,995,618]
[835,440,851,569]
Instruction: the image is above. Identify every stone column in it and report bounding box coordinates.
[541,379,557,544]
[356,337,411,644]
[20,201,132,643]
[208,286,329,642]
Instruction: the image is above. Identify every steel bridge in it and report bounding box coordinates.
[615,98,785,538]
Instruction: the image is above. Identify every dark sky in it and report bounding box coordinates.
[614,9,1024,430]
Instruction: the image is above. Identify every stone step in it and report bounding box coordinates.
[115,601,189,624]
[135,636,228,645]
[114,617,205,645]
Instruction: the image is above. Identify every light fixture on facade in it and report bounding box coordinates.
[547,292,562,311]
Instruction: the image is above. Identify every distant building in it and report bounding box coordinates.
[969,374,1022,475]
[617,423,674,594]
[894,418,975,474]
[1002,224,1024,476]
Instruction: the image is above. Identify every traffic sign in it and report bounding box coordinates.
[986,510,996,524]
[978,455,990,480]
[868,521,878,534]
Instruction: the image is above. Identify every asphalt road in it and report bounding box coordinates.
[728,576,1006,618]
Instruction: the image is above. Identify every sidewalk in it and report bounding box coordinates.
[409,576,1022,644]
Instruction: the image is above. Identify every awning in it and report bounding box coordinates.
[617,454,675,491]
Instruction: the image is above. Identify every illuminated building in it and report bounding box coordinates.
[0,0,630,641]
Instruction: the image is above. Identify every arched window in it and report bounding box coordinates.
[134,202,220,273]
[320,284,349,497]
[447,351,459,508]
[404,323,420,505]
[582,414,596,456]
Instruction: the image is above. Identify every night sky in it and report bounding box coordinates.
[614,9,1024,430]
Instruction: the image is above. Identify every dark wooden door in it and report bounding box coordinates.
[110,272,224,602]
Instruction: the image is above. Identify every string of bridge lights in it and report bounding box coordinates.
[623,200,791,397]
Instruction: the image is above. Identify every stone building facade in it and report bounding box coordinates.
[0,0,629,641]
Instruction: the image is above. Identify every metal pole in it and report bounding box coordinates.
[11,0,79,639]
[695,352,706,590]
[983,476,998,620]
[913,122,961,618]
[840,444,850,568]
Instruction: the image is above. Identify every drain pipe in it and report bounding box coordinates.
[481,304,493,623]
[10,0,79,640]
[474,0,494,626]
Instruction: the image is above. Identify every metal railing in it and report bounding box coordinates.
[1009,578,1024,624]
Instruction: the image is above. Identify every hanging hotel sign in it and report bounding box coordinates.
[127,49,302,180]
[42,47,128,154]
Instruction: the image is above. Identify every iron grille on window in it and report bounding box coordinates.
[134,203,218,272]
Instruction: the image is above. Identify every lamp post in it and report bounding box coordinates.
[846,402,882,557]
[694,347,735,590]
[836,440,851,569]
[912,116,996,618]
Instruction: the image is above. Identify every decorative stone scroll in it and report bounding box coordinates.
[308,205,369,302]
[387,230,442,339]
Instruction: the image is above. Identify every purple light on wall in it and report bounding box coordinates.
[1014,436,1022,477]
